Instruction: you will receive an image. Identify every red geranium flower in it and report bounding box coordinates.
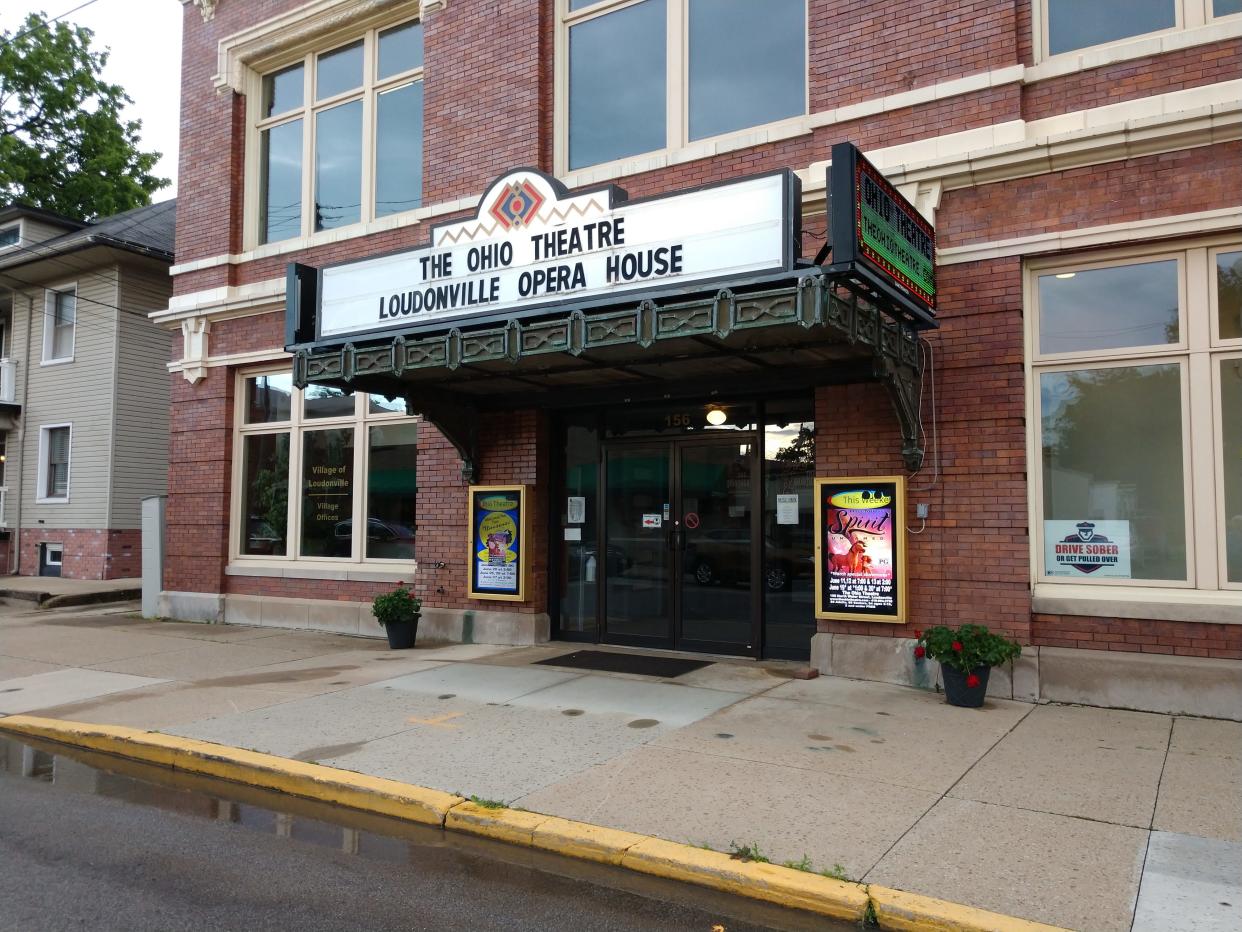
[966,673,981,688]
[914,630,922,638]
[952,641,963,652]
[913,645,926,659]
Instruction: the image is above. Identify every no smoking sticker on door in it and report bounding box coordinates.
[684,512,700,529]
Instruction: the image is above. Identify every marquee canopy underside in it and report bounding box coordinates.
[292,269,926,481]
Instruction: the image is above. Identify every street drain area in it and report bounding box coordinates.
[0,735,844,932]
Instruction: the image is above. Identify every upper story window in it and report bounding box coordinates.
[1029,241,1242,593]
[256,19,424,245]
[1042,0,1241,58]
[0,223,19,250]
[561,0,806,171]
[42,286,76,364]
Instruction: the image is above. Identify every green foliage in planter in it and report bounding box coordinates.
[914,623,1020,672]
[371,584,421,627]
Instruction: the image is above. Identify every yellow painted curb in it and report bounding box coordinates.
[445,801,550,846]
[0,715,1071,930]
[621,837,869,922]
[531,815,648,867]
[0,715,463,826]
[869,884,1071,932]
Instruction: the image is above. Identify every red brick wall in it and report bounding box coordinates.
[1022,40,1242,121]
[18,528,141,580]
[1033,615,1242,660]
[165,366,234,595]
[939,142,1242,249]
[810,0,1018,111]
[814,256,1031,645]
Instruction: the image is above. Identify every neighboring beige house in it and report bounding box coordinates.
[0,200,175,579]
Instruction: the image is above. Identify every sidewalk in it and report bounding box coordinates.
[0,575,140,607]
[1,606,1238,931]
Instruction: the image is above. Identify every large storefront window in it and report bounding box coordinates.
[1030,242,1240,593]
[563,0,806,170]
[234,371,417,564]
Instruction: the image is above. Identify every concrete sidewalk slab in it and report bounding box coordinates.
[365,662,583,704]
[32,681,301,728]
[864,796,1148,932]
[0,624,185,667]
[506,673,744,726]
[0,657,65,681]
[321,702,698,801]
[651,693,1030,794]
[0,668,170,715]
[1132,831,1242,932]
[1153,717,1242,842]
[168,686,468,759]
[516,744,940,880]
[192,653,451,699]
[83,640,346,681]
[950,704,1171,828]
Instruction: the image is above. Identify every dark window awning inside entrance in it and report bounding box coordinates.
[289,266,928,480]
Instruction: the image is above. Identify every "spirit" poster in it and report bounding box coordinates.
[814,476,907,623]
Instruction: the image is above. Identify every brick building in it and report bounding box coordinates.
[161,0,1241,717]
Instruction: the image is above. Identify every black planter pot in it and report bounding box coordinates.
[383,615,419,649]
[941,664,990,707]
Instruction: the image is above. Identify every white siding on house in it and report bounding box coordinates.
[109,264,172,527]
[15,267,119,529]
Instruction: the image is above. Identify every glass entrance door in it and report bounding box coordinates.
[602,437,757,654]
[678,440,756,653]
[603,443,673,644]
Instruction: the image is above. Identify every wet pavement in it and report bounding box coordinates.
[0,735,840,931]
[2,605,1241,930]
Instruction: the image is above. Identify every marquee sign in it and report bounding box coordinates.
[828,142,936,323]
[311,167,800,341]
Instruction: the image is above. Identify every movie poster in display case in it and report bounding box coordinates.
[814,476,907,623]
[468,485,529,601]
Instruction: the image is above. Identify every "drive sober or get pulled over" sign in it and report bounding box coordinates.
[814,476,908,623]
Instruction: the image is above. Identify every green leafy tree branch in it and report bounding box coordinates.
[0,11,169,221]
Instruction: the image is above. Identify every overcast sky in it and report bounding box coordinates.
[1,0,183,198]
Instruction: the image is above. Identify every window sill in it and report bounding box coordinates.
[35,497,69,505]
[226,561,416,582]
[1032,582,1242,624]
[40,357,74,367]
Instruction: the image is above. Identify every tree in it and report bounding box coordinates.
[0,11,168,222]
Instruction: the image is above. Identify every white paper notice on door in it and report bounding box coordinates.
[776,493,799,524]
[642,514,662,528]
[567,496,586,524]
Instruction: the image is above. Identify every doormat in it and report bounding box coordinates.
[535,650,712,678]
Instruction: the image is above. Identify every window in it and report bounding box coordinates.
[42,286,76,363]
[1040,0,1241,58]
[1029,241,1242,593]
[38,425,71,503]
[0,223,18,250]
[255,18,424,245]
[234,371,418,564]
[562,0,806,171]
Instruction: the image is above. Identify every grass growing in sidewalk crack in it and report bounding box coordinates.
[468,795,507,809]
[782,854,813,872]
[728,841,769,863]
[821,862,849,881]
[862,899,879,927]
